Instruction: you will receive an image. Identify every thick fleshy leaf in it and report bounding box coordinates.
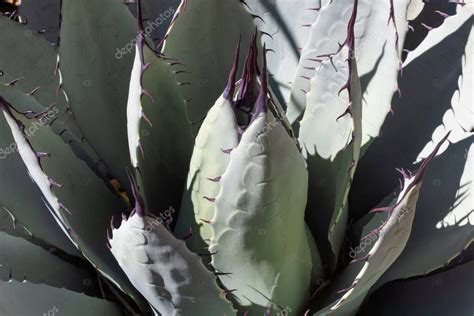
[287,0,410,136]
[0,206,86,272]
[0,208,26,237]
[0,16,70,130]
[0,206,67,252]
[395,20,474,276]
[0,15,108,178]
[210,108,323,314]
[0,102,147,311]
[310,135,447,315]
[242,0,323,104]
[350,9,472,218]
[127,0,180,43]
[175,93,239,253]
[402,0,460,59]
[299,4,363,268]
[406,0,425,21]
[356,0,410,147]
[17,0,60,44]
[59,0,137,189]
[0,84,44,116]
[0,280,123,316]
[0,16,58,109]
[404,4,472,70]
[350,19,473,286]
[0,106,78,256]
[126,33,194,215]
[353,136,473,288]
[0,83,98,170]
[110,210,234,315]
[405,3,473,140]
[0,231,93,293]
[358,262,474,316]
[161,0,256,130]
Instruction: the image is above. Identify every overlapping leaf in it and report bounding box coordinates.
[174,92,239,253]
[161,0,256,130]
[310,135,448,315]
[350,8,472,218]
[0,280,123,316]
[110,210,234,316]
[354,136,473,288]
[0,231,92,293]
[242,0,323,104]
[210,106,323,314]
[126,27,193,215]
[287,0,410,138]
[0,15,109,180]
[59,0,138,190]
[0,101,147,311]
[0,104,78,255]
[298,3,363,268]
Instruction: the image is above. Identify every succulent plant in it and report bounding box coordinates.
[0,0,472,315]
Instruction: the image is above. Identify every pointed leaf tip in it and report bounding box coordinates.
[224,36,241,101]
[412,131,451,185]
[237,30,259,104]
[252,43,268,119]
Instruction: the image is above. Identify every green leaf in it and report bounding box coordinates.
[110,211,234,315]
[411,10,473,159]
[0,101,147,311]
[0,280,123,316]
[0,231,92,293]
[0,16,58,110]
[350,10,472,219]
[358,21,468,286]
[402,0,460,57]
[17,0,60,44]
[126,39,194,216]
[174,92,239,254]
[357,136,474,288]
[287,0,410,148]
[311,135,448,316]
[59,0,138,189]
[161,0,256,130]
[298,6,363,268]
[404,4,472,68]
[127,0,179,42]
[358,261,474,316]
[355,0,410,147]
[0,83,44,115]
[242,0,323,104]
[0,15,110,179]
[210,108,323,314]
[0,106,78,256]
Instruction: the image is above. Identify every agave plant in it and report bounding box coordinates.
[0,0,472,315]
